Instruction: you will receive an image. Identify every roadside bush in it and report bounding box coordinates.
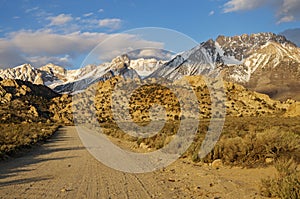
[204,128,300,166]
[0,123,60,159]
[260,158,300,199]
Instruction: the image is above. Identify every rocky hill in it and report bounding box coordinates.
[0,77,72,125]
[70,75,296,127]
[1,72,299,129]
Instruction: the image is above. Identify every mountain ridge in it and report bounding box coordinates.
[1,32,300,100]
[0,57,163,93]
[150,32,300,100]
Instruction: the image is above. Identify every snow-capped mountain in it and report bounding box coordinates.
[53,55,164,93]
[214,32,292,62]
[2,32,300,100]
[0,57,163,93]
[148,44,220,81]
[53,54,140,93]
[0,64,61,86]
[150,32,298,81]
[149,32,300,100]
[129,58,165,77]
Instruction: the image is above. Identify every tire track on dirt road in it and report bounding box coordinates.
[0,126,174,199]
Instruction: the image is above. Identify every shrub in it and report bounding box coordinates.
[260,158,300,198]
[204,127,300,166]
[0,123,60,159]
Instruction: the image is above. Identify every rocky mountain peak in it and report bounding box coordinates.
[150,32,300,100]
[216,32,294,46]
[111,54,130,69]
[17,63,34,71]
[0,63,41,84]
[129,58,165,77]
[40,63,67,76]
[215,32,296,61]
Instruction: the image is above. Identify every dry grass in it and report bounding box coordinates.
[260,158,300,199]
[0,123,60,159]
[204,127,300,167]
[97,117,300,168]
[98,121,180,149]
[90,77,300,168]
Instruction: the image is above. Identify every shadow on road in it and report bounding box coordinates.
[0,127,85,187]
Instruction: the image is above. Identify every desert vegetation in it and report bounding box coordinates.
[260,158,300,199]
[97,116,300,166]
[89,77,300,168]
[0,123,60,159]
[1,76,300,197]
[0,78,65,158]
[201,117,300,167]
[97,116,300,197]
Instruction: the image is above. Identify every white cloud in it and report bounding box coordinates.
[25,6,39,13]
[209,10,215,16]
[0,29,164,68]
[127,49,174,60]
[278,15,295,23]
[8,30,108,56]
[223,0,300,23]
[45,16,122,32]
[83,12,94,17]
[98,18,122,30]
[277,0,300,23]
[47,14,73,26]
[137,49,162,57]
[98,9,104,13]
[30,55,72,67]
[89,34,164,62]
[223,0,269,13]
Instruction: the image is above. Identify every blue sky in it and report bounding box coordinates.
[1,0,300,68]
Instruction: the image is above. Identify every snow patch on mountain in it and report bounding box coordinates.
[215,42,243,65]
[129,58,165,77]
[0,56,164,93]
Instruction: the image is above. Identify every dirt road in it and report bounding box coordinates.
[0,127,274,198]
